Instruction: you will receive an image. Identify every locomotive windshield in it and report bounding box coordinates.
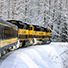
[40,27,44,31]
[33,25,40,31]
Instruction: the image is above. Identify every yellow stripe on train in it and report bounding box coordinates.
[20,38,33,41]
[18,29,29,35]
[0,38,18,48]
[34,31,47,36]
[0,23,17,30]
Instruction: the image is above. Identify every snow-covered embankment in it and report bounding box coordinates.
[0,42,68,68]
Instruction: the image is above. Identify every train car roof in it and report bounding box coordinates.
[7,20,31,26]
[0,19,17,28]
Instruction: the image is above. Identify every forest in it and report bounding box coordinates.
[0,0,68,42]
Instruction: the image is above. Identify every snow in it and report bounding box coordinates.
[0,42,68,68]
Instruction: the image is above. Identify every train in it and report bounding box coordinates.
[0,19,51,57]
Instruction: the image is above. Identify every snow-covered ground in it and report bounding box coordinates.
[0,42,68,68]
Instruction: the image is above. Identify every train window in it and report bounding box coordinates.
[45,28,49,32]
[29,27,32,30]
[26,25,29,30]
[4,27,11,39]
[31,27,32,30]
[40,28,44,31]
[0,25,3,39]
[37,28,40,31]
[23,25,29,29]
[50,30,51,32]
[46,30,49,32]
[18,23,24,29]
[23,25,27,29]
[44,30,47,32]
[4,26,17,39]
[19,25,24,29]
[34,27,36,31]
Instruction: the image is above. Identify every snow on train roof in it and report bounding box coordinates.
[0,19,18,28]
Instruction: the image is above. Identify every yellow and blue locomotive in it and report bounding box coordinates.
[7,20,51,45]
[42,27,51,44]
[7,20,34,47]
[33,25,51,44]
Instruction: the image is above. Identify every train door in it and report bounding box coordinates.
[29,25,34,38]
[46,28,51,37]
[29,25,34,44]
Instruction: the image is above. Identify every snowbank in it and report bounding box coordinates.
[0,42,68,68]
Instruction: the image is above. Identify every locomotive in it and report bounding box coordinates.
[7,20,35,47]
[7,20,51,45]
[33,25,51,44]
